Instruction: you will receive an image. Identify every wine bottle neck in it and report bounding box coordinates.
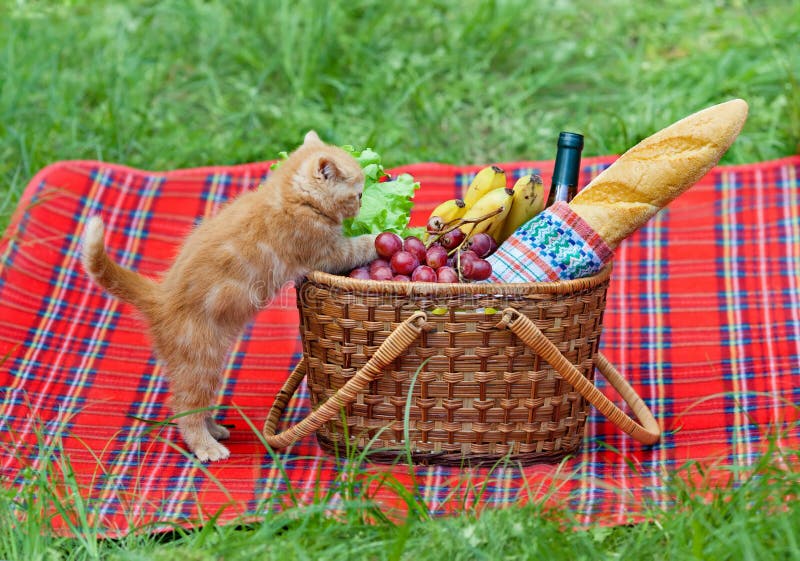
[546,132,584,206]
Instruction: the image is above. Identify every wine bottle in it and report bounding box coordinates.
[545,131,584,206]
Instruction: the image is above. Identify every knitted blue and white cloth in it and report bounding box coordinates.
[484,202,613,283]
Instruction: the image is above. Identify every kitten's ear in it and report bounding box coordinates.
[304,130,322,145]
[317,157,340,181]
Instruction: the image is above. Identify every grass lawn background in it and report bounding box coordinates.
[2,0,799,228]
[1,0,799,559]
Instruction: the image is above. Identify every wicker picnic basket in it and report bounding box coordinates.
[263,264,660,466]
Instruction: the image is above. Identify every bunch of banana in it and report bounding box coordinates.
[463,165,507,207]
[498,174,545,241]
[429,198,467,225]
[460,187,514,238]
[425,166,545,247]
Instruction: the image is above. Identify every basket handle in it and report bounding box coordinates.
[263,311,427,449]
[496,308,661,445]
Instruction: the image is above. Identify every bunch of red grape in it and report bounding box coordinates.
[348,230,498,283]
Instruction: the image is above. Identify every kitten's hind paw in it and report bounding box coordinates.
[206,419,231,440]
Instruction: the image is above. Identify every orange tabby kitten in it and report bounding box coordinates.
[82,131,377,461]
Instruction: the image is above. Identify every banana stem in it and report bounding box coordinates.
[426,207,504,248]
[452,207,504,227]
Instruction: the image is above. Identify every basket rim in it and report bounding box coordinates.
[304,262,613,296]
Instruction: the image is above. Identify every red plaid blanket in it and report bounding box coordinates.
[1,155,798,536]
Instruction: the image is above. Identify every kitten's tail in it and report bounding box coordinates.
[81,216,159,315]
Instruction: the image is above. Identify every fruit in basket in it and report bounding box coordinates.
[458,249,479,267]
[425,245,449,269]
[463,165,507,207]
[427,198,467,228]
[426,168,519,250]
[497,174,545,242]
[460,187,514,239]
[486,235,498,255]
[461,257,492,281]
[369,258,390,273]
[439,227,466,250]
[390,251,419,275]
[466,232,494,258]
[426,215,445,235]
[375,232,403,259]
[411,265,437,282]
[345,230,500,283]
[349,267,371,280]
[425,171,544,249]
[404,236,427,263]
[436,266,459,283]
[371,266,394,281]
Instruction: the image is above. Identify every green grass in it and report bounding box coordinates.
[2,0,799,229]
[2,416,799,561]
[1,0,800,559]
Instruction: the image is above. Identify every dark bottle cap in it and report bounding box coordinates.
[557,131,584,150]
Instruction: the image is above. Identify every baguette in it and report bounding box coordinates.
[569,99,748,248]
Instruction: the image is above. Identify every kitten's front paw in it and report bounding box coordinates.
[193,440,230,462]
[362,233,379,262]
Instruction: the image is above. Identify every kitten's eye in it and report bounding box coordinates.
[358,192,362,200]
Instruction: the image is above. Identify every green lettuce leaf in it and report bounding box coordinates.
[340,146,420,237]
[343,172,420,237]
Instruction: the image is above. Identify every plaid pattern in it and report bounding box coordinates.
[1,155,799,536]
[485,201,613,282]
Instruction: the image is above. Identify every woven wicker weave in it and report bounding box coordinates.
[263,265,660,466]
